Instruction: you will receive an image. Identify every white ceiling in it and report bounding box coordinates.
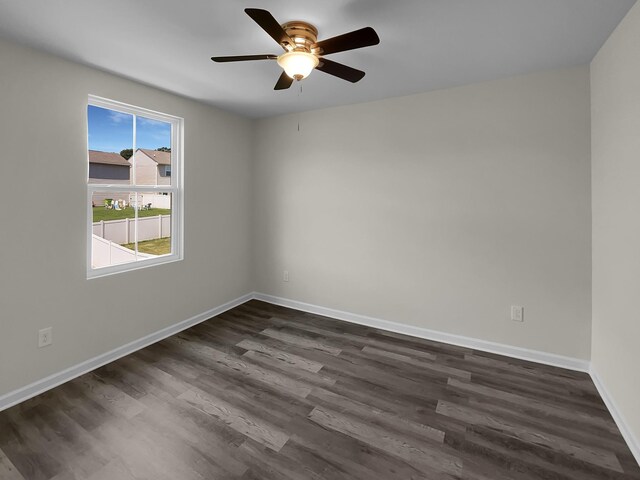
[0,0,635,118]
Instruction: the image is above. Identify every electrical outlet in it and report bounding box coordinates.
[511,306,524,322]
[283,270,289,282]
[38,327,53,348]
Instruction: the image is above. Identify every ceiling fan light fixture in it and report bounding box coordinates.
[211,9,379,90]
[277,51,319,80]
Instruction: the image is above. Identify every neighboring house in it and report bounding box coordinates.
[89,150,132,206]
[88,150,131,184]
[130,148,171,186]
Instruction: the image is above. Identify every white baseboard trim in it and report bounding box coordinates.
[253,292,590,372]
[590,368,640,466]
[3,290,638,467]
[0,292,254,412]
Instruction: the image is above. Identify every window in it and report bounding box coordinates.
[87,95,183,278]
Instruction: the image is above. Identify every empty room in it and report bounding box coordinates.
[1,0,639,478]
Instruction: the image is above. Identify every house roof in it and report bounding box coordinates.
[138,149,171,166]
[89,150,131,167]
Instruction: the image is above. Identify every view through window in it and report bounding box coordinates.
[87,96,182,277]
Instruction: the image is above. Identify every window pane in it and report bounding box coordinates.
[87,106,133,185]
[87,97,182,277]
[130,192,172,257]
[133,116,172,186]
[91,192,137,268]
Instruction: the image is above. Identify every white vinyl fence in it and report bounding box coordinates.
[93,192,171,209]
[132,193,171,210]
[93,214,171,245]
[91,235,155,268]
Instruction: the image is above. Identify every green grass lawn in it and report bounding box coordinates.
[92,207,171,222]
[121,237,171,255]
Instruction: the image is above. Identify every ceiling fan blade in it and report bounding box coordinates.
[274,71,294,90]
[314,27,380,56]
[316,58,365,83]
[211,54,277,63]
[245,8,294,50]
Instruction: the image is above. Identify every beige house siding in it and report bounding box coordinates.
[131,150,159,185]
[130,149,171,186]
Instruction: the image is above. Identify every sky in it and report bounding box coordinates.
[87,105,171,153]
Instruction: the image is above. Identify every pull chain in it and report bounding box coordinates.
[297,82,303,132]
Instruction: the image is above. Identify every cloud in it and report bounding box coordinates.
[109,111,130,124]
[137,117,169,128]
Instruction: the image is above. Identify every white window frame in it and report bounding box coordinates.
[87,95,184,279]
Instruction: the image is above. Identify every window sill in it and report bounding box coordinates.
[87,253,183,280]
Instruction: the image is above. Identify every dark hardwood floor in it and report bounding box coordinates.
[1,300,638,479]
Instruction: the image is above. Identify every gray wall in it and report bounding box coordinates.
[1,27,625,422]
[591,0,640,450]
[253,66,592,360]
[0,39,254,396]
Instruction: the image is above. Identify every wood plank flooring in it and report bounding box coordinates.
[1,300,638,479]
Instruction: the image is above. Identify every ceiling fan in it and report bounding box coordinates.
[211,8,380,90]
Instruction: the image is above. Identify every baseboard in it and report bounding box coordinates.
[253,292,590,372]
[590,368,640,466]
[254,293,640,462]
[0,292,254,412]
[3,290,637,467]
[0,290,590,411]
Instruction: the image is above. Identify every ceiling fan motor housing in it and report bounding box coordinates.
[277,21,321,80]
[281,21,319,53]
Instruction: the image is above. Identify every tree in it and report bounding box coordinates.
[120,148,133,160]
[156,147,171,152]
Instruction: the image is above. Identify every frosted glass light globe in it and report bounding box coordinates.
[277,51,319,80]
